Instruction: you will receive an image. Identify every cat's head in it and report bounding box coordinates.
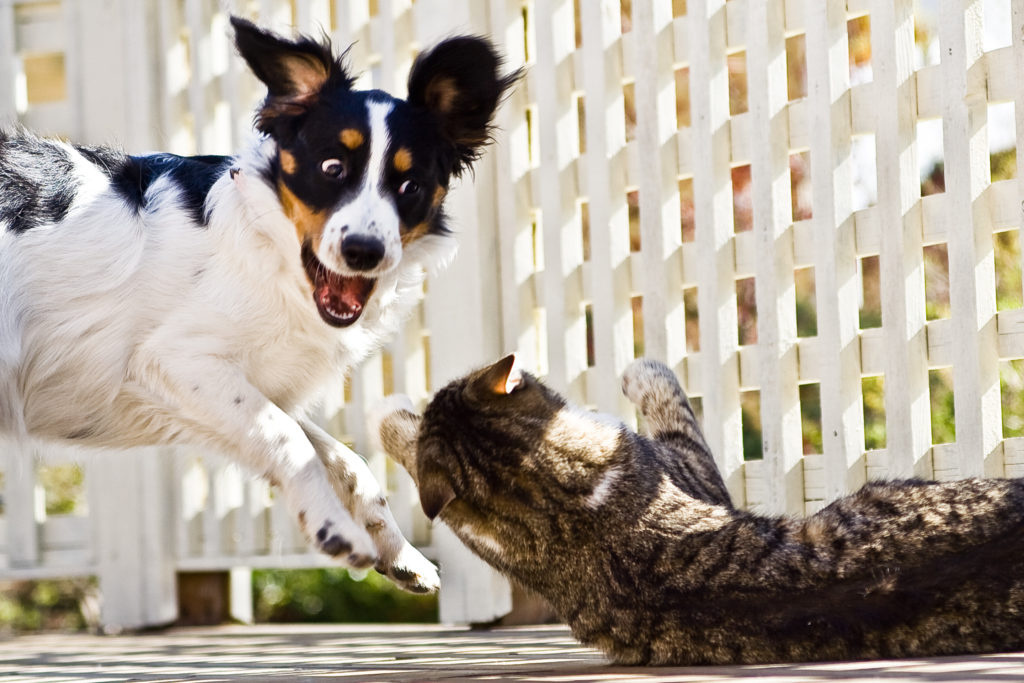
[373,354,627,570]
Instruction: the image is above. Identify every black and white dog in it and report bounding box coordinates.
[0,18,516,592]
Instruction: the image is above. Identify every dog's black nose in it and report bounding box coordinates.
[341,235,386,271]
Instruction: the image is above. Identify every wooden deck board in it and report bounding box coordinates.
[2,624,1024,682]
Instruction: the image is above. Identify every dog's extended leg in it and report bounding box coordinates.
[300,419,441,594]
[156,360,378,569]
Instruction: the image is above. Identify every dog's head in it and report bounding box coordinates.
[232,17,517,327]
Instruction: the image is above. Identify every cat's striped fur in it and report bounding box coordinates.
[374,355,1024,665]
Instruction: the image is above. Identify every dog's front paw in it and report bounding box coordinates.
[294,493,378,569]
[307,517,377,569]
[377,542,440,594]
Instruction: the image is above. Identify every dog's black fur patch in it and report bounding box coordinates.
[82,150,232,226]
[0,131,80,234]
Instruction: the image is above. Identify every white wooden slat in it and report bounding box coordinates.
[688,0,744,504]
[1014,0,1024,294]
[90,449,176,630]
[805,0,866,500]
[747,0,803,515]
[872,0,932,480]
[0,0,19,124]
[414,0,511,627]
[2,442,40,568]
[160,0,193,154]
[531,0,585,399]
[578,0,633,416]
[941,0,1002,478]
[633,0,686,376]
[488,0,538,375]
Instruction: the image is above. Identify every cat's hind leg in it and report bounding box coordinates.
[622,359,733,507]
[621,359,700,437]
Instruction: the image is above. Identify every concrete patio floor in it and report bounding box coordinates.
[2,623,1024,682]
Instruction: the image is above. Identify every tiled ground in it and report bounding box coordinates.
[1,624,1024,682]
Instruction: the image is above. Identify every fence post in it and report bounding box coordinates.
[2,442,41,569]
[687,0,745,505]
[0,0,16,124]
[747,0,804,515]
[942,0,1002,478]
[805,0,867,500]
[872,0,932,479]
[89,448,177,631]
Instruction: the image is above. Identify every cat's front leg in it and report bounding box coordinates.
[300,418,440,594]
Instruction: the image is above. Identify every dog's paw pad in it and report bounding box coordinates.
[311,521,378,567]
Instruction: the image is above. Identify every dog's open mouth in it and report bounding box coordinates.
[301,243,376,327]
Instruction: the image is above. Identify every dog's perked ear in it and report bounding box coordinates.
[407,36,521,176]
[231,16,355,135]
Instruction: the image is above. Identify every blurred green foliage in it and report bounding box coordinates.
[252,568,437,623]
[0,579,97,633]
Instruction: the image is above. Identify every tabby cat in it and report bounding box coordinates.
[372,355,1024,665]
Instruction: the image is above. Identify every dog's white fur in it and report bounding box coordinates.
[0,131,452,591]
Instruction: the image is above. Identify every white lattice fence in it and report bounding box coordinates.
[2,0,1024,629]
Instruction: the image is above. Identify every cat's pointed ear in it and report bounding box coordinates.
[418,470,456,520]
[479,353,525,396]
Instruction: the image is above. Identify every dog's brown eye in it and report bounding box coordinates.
[321,159,345,178]
[399,179,419,195]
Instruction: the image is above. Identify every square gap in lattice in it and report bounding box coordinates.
[675,67,690,128]
[930,367,955,445]
[732,164,752,233]
[23,52,67,106]
[924,243,951,320]
[1002,360,1024,438]
[785,34,807,102]
[627,190,641,252]
[741,390,762,461]
[728,51,747,116]
[918,119,945,196]
[848,15,871,86]
[862,375,886,451]
[37,463,87,516]
[799,382,822,455]
[631,295,644,358]
[683,286,699,353]
[859,255,881,330]
[794,266,816,338]
[790,151,811,221]
[680,178,695,242]
[851,134,877,210]
[991,103,1016,181]
[995,229,1023,311]
[584,304,595,367]
[623,80,637,142]
[736,277,757,346]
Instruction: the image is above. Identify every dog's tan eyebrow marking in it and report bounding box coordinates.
[279,149,298,175]
[340,128,364,149]
[393,147,413,173]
